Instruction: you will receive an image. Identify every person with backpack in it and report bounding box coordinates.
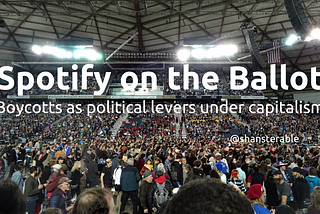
[148,170,173,214]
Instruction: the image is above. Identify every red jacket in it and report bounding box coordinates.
[46,173,67,197]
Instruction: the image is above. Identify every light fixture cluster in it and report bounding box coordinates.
[177,45,238,61]
[31,45,102,60]
[285,28,320,46]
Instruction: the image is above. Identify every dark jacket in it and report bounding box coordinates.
[24,175,40,201]
[292,177,310,209]
[8,147,16,163]
[192,168,206,179]
[308,206,320,214]
[87,160,98,180]
[147,176,173,214]
[171,161,183,184]
[71,170,82,186]
[264,177,281,207]
[139,179,153,210]
[135,158,145,173]
[184,172,196,184]
[49,189,71,214]
[120,165,141,191]
[41,165,52,184]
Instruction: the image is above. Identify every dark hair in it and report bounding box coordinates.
[309,167,317,176]
[209,170,220,179]
[40,208,62,214]
[72,187,113,214]
[164,179,254,214]
[193,160,202,167]
[155,170,164,178]
[236,161,242,168]
[118,160,125,167]
[17,163,25,172]
[0,180,27,214]
[30,166,38,175]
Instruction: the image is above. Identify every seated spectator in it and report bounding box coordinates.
[71,187,114,214]
[163,179,254,214]
[0,180,27,214]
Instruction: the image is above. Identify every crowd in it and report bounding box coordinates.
[1,99,320,214]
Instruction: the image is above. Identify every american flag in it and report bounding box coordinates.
[266,42,281,63]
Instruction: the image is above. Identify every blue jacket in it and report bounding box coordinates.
[306,176,320,194]
[49,189,70,214]
[120,165,141,191]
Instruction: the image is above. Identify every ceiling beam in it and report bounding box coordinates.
[1,0,21,16]
[55,0,71,14]
[134,0,144,52]
[43,5,59,39]
[62,2,111,39]
[0,9,36,47]
[93,15,103,49]
[142,26,177,47]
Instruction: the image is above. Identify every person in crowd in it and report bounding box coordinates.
[309,186,320,214]
[152,157,162,173]
[40,208,62,214]
[113,159,125,213]
[235,161,247,189]
[49,177,73,214]
[101,158,113,189]
[192,159,206,178]
[247,163,266,188]
[139,171,153,214]
[247,184,272,214]
[164,155,172,173]
[163,179,254,214]
[71,187,114,214]
[209,169,221,179]
[228,169,246,193]
[171,154,183,187]
[24,166,43,214]
[292,167,310,213]
[41,160,56,184]
[306,167,320,194]
[152,163,170,181]
[42,147,53,169]
[11,163,25,191]
[87,153,98,188]
[140,158,153,176]
[275,205,295,214]
[120,158,141,214]
[148,170,173,214]
[0,180,27,214]
[273,170,296,210]
[276,161,293,184]
[265,170,281,210]
[135,153,146,173]
[55,148,65,162]
[70,161,83,198]
[216,161,227,183]
[183,164,196,184]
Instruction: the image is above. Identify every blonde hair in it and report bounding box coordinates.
[310,186,320,212]
[250,196,265,208]
[71,161,81,172]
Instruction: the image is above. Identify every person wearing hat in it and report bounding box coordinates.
[49,177,73,214]
[272,170,296,210]
[139,171,153,214]
[101,158,113,189]
[247,184,272,214]
[276,161,292,184]
[292,167,310,212]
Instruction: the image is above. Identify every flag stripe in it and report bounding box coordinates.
[267,42,281,63]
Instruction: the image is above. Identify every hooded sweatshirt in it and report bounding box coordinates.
[306,176,320,194]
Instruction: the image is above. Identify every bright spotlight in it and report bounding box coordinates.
[191,48,206,59]
[32,45,42,55]
[310,29,320,40]
[286,35,298,46]
[177,49,190,61]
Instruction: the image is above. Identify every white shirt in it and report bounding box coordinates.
[113,166,123,185]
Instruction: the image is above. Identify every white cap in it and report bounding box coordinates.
[52,164,61,170]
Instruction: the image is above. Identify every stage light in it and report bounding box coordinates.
[305,36,312,42]
[177,49,190,61]
[32,45,42,55]
[191,48,206,59]
[286,35,298,45]
[310,29,320,40]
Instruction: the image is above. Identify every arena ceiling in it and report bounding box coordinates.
[0,0,319,77]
